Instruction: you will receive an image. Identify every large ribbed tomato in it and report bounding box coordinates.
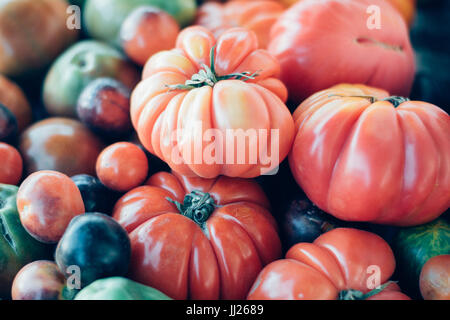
[131,26,294,179]
[289,84,450,226]
[112,171,281,300]
[248,228,411,300]
[195,0,285,48]
[268,0,415,104]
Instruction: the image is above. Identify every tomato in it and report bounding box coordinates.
[196,1,285,48]
[96,142,149,192]
[268,0,415,104]
[248,228,409,300]
[289,84,450,226]
[132,26,294,178]
[0,143,23,186]
[112,171,281,299]
[17,170,85,243]
[19,118,103,177]
[120,6,180,66]
[419,254,450,300]
[0,75,32,132]
[388,0,416,26]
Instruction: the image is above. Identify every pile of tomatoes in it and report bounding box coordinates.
[0,0,448,301]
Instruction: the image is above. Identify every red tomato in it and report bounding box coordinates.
[247,228,409,300]
[112,171,281,300]
[196,1,285,48]
[17,170,85,243]
[419,254,450,300]
[289,84,450,226]
[268,0,415,104]
[131,26,294,178]
[0,142,22,185]
[96,142,149,192]
[120,6,180,66]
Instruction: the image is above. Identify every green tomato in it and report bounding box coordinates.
[42,40,139,117]
[394,218,450,299]
[83,0,196,46]
[0,184,51,299]
[75,277,172,300]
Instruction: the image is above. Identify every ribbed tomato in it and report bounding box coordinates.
[131,26,294,178]
[248,228,411,300]
[289,84,450,226]
[113,171,281,300]
[196,0,285,48]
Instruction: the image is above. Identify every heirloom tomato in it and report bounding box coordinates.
[196,0,285,48]
[248,228,410,300]
[113,171,281,300]
[268,0,415,104]
[289,84,450,226]
[131,26,294,178]
[419,254,450,300]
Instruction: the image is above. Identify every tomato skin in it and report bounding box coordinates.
[247,228,406,300]
[113,171,280,300]
[132,26,294,179]
[196,1,285,48]
[96,142,149,192]
[419,254,450,300]
[120,6,180,66]
[268,0,415,104]
[0,75,32,132]
[0,143,22,186]
[289,84,450,226]
[16,170,85,243]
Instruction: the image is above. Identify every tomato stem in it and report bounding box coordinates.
[328,94,409,107]
[338,281,395,300]
[166,190,216,226]
[166,46,260,91]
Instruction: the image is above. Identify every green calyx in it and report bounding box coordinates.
[167,46,260,91]
[166,190,217,227]
[329,94,410,107]
[339,281,394,300]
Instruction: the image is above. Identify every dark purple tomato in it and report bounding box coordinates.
[77,78,132,139]
[55,212,131,288]
[71,174,121,215]
[0,103,18,143]
[12,261,66,300]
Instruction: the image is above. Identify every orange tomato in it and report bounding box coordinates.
[113,171,281,299]
[132,26,294,179]
[248,228,410,300]
[196,0,285,48]
[0,142,23,185]
[289,84,450,226]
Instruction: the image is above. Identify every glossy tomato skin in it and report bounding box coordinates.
[113,171,281,300]
[268,0,415,104]
[132,26,294,179]
[96,142,149,192]
[289,84,450,226]
[19,118,103,177]
[419,254,450,300]
[120,6,180,66]
[0,143,22,186]
[248,228,404,300]
[16,170,85,243]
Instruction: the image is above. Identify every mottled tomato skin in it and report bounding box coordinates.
[113,171,281,300]
[19,118,103,177]
[419,255,450,300]
[120,6,180,66]
[12,261,66,300]
[268,0,415,104]
[0,143,22,186]
[248,228,407,300]
[289,84,450,226]
[96,142,149,192]
[17,170,85,243]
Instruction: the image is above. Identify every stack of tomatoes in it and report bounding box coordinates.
[0,0,448,301]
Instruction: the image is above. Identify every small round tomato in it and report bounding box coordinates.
[96,142,149,192]
[0,142,23,185]
[420,254,450,300]
[12,261,66,300]
[120,6,180,66]
[17,170,85,243]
